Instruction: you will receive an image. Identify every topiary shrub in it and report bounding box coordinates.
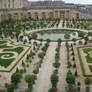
[75,70,78,77]
[7,84,14,92]
[67,61,72,68]
[85,78,91,85]
[51,71,58,87]
[48,87,57,92]
[33,69,39,74]
[53,62,60,68]
[66,70,75,84]
[11,72,22,85]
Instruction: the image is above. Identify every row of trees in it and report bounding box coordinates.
[49,39,61,92]
[22,41,50,92]
[0,41,42,92]
[63,19,92,30]
[66,42,76,92]
[65,41,92,92]
[0,18,60,41]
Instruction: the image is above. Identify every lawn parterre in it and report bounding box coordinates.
[89,65,92,72]
[3,47,24,54]
[83,48,92,63]
[0,40,7,44]
[0,39,31,72]
[77,46,92,77]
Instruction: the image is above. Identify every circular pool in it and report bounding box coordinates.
[31,29,84,41]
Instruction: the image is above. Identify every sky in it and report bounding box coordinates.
[28,0,92,4]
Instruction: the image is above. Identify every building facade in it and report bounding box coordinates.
[0,0,91,22]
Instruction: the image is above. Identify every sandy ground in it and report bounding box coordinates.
[57,44,68,92]
[15,43,45,92]
[0,39,32,89]
[58,20,63,28]
[32,42,57,92]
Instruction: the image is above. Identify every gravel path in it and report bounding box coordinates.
[32,42,57,92]
[57,44,68,92]
[15,44,44,92]
[58,20,63,28]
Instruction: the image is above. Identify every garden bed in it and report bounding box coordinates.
[77,45,92,77]
[0,39,31,72]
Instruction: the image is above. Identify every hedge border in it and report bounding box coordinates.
[77,46,92,77]
[0,39,31,72]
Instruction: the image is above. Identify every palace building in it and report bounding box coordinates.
[0,0,92,22]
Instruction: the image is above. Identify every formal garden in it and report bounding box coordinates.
[0,39,30,72]
[0,18,60,39]
[62,19,92,30]
[1,18,92,92]
[65,41,92,92]
[77,46,92,76]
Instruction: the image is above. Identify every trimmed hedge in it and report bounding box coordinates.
[0,39,31,72]
[77,47,92,77]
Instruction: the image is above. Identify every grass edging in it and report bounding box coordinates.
[0,39,31,72]
[77,47,92,77]
[0,47,31,72]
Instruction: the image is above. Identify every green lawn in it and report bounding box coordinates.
[0,53,14,58]
[85,55,92,63]
[0,39,31,72]
[77,47,86,76]
[83,48,92,54]
[89,65,92,72]
[0,53,15,67]
[83,48,92,63]
[0,58,15,68]
[3,47,24,54]
[77,46,92,77]
[0,44,12,48]
[0,40,7,44]
[0,40,25,68]
[0,40,12,48]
